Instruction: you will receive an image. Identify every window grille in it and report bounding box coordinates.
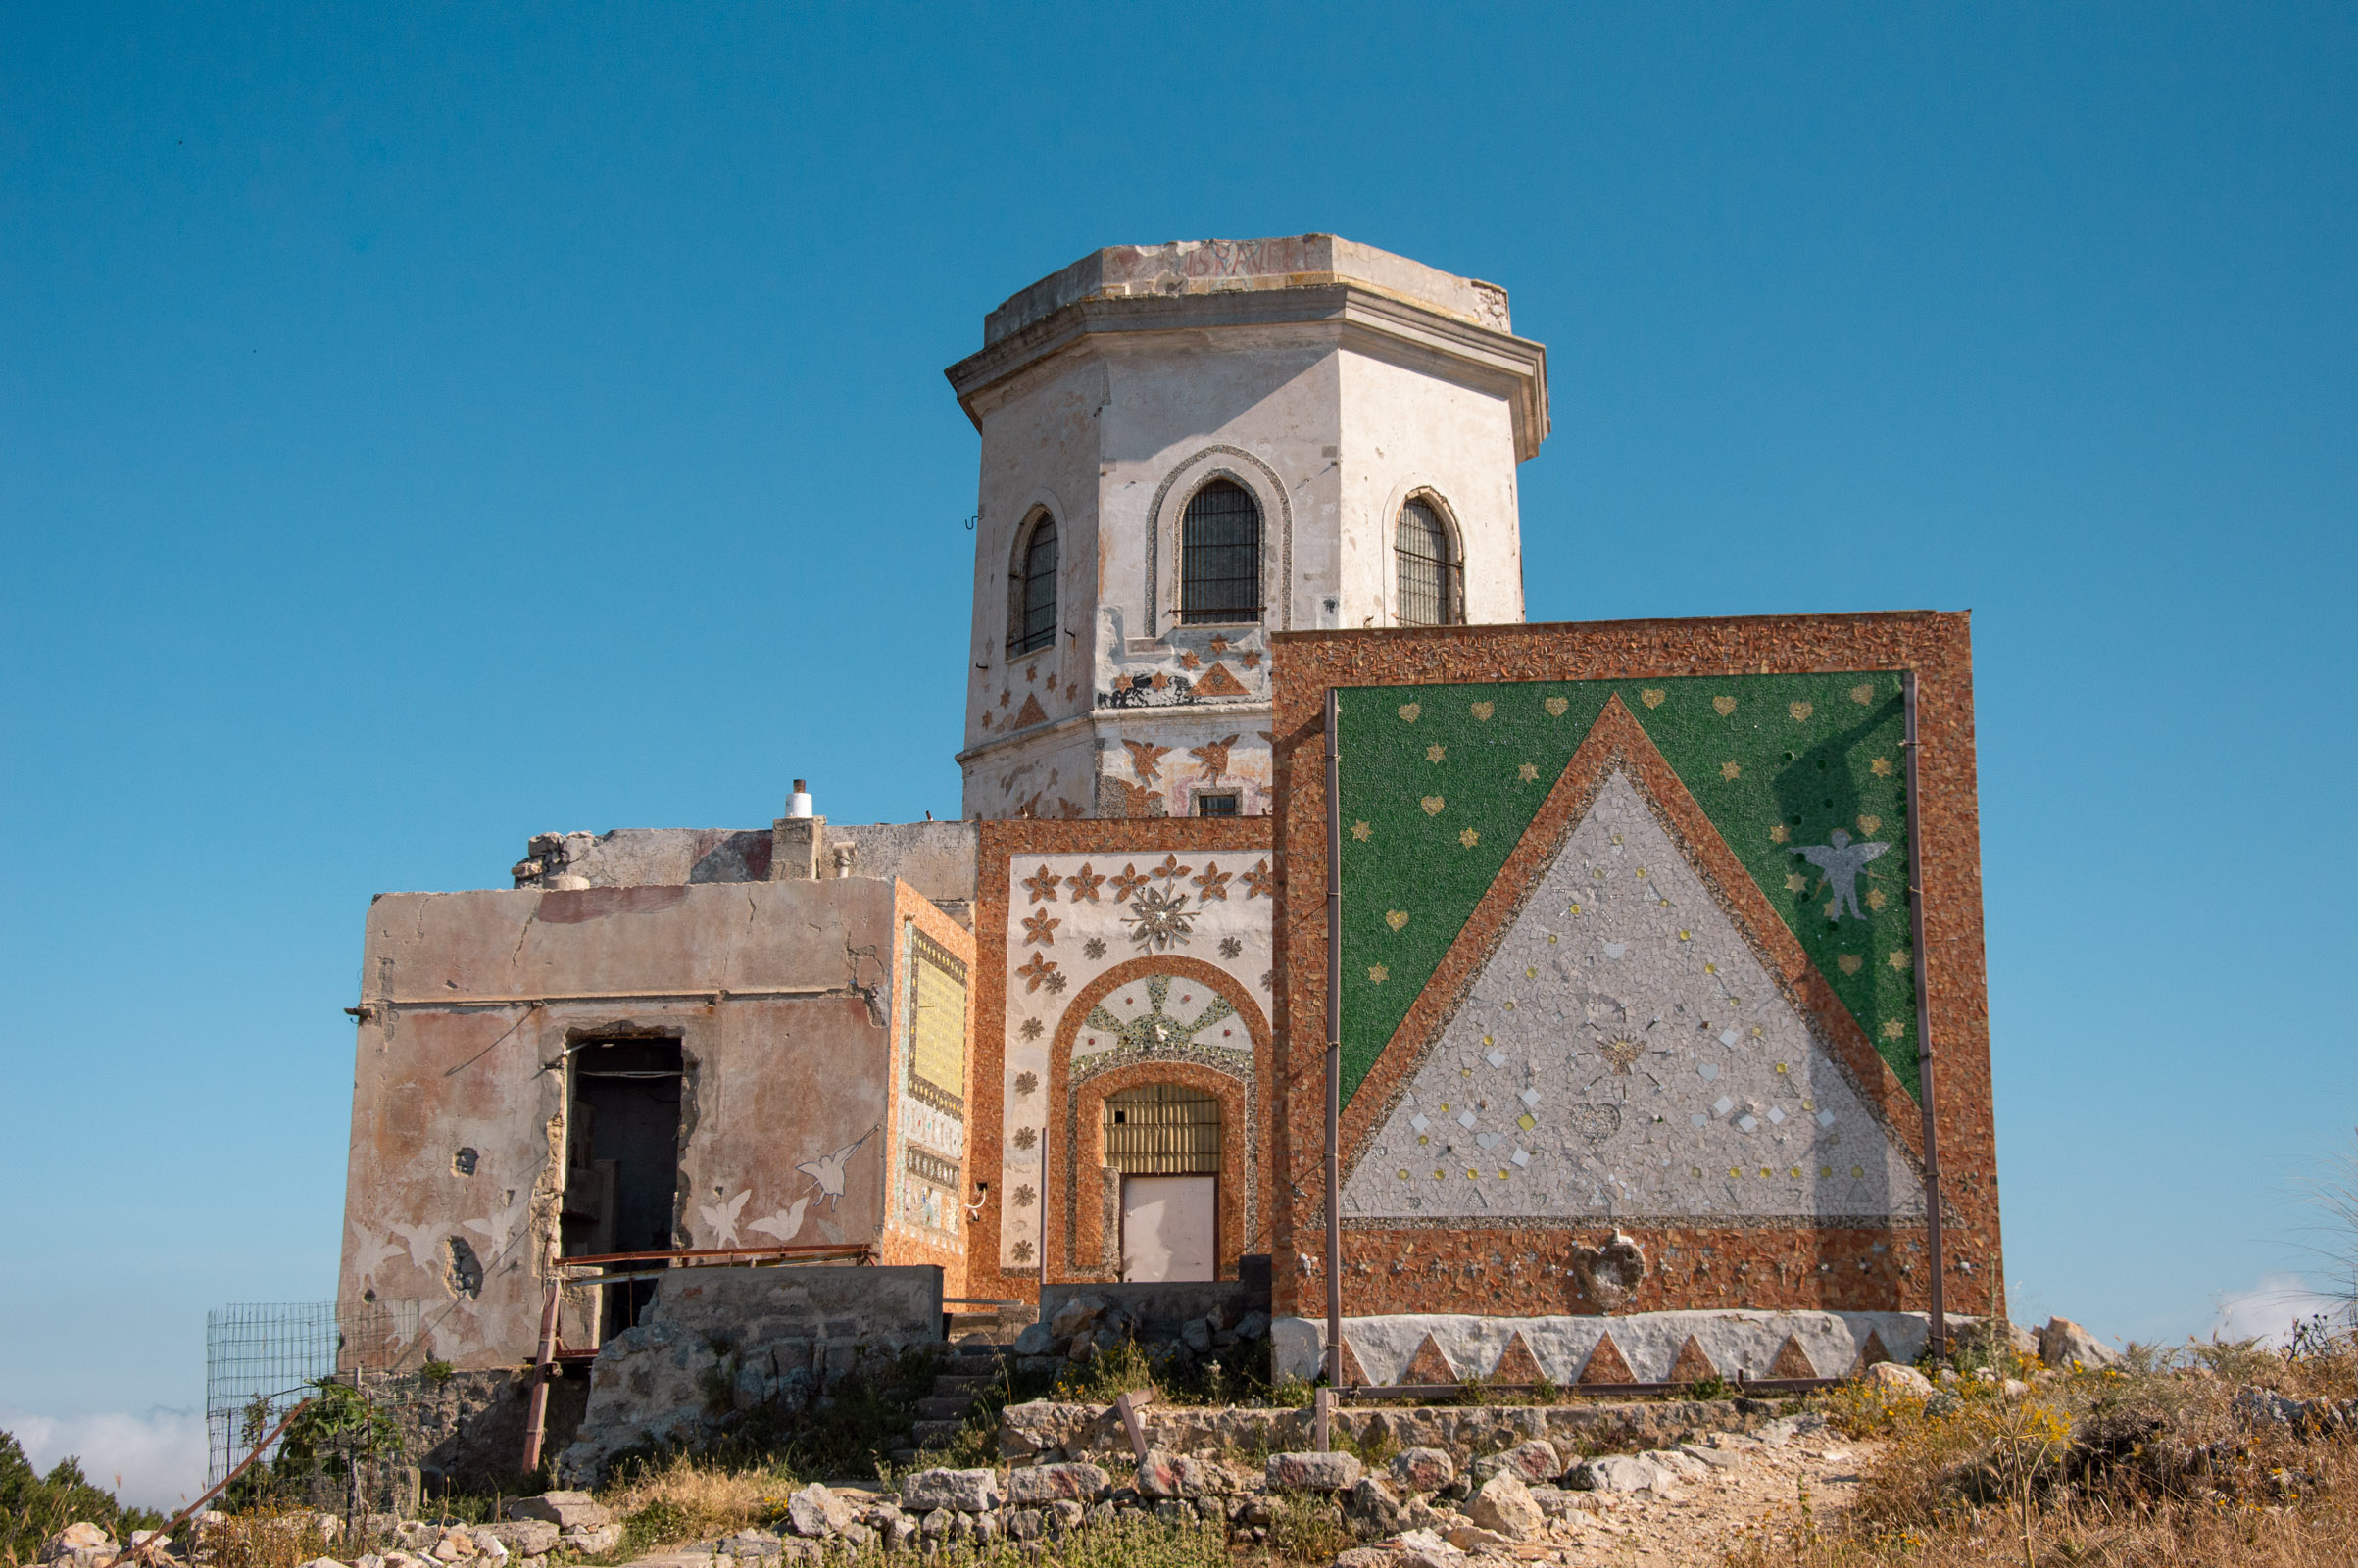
[1195,793,1240,818]
[1104,1082,1221,1174]
[1180,481,1261,624]
[1009,514,1057,655]
[1396,499,1460,626]
[906,926,968,1116]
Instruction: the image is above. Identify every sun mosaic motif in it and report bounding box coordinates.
[1341,768,1924,1224]
[1077,974,1248,1061]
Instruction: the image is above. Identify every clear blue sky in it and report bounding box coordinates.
[4,3,2353,1504]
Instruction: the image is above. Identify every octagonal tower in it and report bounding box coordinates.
[947,235,1549,821]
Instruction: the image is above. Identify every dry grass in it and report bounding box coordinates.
[1724,1334,2358,1567]
[194,1510,337,1568]
[597,1451,794,1555]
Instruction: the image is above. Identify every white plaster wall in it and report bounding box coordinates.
[965,356,1105,759]
[1097,334,1340,641]
[1335,346,1526,628]
[960,305,1538,819]
[962,720,1098,822]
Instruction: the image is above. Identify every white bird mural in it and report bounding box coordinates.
[390,1221,444,1271]
[349,1223,400,1277]
[796,1126,879,1212]
[698,1188,752,1248]
[465,1194,534,1260]
[746,1194,812,1245]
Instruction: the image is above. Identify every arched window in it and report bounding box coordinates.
[1395,498,1461,626]
[1179,480,1261,624]
[1007,513,1057,655]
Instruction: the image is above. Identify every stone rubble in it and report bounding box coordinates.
[2038,1315,2123,1372]
[1007,1295,1273,1384]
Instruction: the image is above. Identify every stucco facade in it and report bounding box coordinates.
[336,875,974,1369]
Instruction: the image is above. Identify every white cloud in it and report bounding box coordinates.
[2211,1273,2352,1347]
[0,1407,209,1513]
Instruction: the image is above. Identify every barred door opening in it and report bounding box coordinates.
[1105,1082,1219,1281]
[565,1038,683,1340]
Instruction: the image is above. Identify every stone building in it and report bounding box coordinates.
[338,820,978,1370]
[334,236,1999,1398]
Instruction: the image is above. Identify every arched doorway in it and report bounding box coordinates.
[1104,1082,1219,1281]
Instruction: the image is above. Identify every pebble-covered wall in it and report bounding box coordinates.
[971,817,1276,1298]
[1268,612,1998,1323]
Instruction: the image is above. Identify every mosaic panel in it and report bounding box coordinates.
[1074,973,1249,1062]
[907,929,968,1114]
[1339,673,1921,1100]
[998,851,1272,1269]
[1341,768,1923,1224]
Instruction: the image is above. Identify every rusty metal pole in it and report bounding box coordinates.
[1322,686,1345,1441]
[519,1271,563,1474]
[1903,670,1947,1365]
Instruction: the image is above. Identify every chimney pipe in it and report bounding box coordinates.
[784,779,814,819]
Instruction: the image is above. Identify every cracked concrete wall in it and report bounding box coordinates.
[337,876,966,1372]
[509,821,977,926]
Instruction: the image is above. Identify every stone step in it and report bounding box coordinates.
[945,1354,1010,1375]
[915,1395,976,1420]
[909,1420,964,1448]
[932,1373,994,1393]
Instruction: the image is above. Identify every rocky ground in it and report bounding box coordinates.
[1356,1420,1882,1566]
[579,1409,1869,1568]
[25,1322,2154,1568]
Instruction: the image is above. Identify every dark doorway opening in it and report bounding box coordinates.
[564,1038,684,1339]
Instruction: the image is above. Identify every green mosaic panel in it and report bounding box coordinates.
[1336,673,1921,1103]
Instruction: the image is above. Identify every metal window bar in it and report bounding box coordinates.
[1396,501,1458,626]
[1104,1083,1220,1173]
[1179,481,1261,624]
[1010,515,1057,655]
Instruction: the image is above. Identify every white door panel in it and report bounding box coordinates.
[1120,1174,1215,1282]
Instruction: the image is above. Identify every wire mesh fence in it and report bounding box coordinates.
[204,1300,420,1488]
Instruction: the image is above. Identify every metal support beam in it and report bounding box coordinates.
[1903,669,1947,1363]
[1322,686,1344,1440]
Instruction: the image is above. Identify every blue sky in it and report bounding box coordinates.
[3,3,2353,1506]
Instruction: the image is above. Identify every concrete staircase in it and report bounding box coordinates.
[903,1340,1017,1457]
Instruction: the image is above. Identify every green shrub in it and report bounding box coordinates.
[1053,1342,1156,1406]
[1266,1492,1352,1563]
[0,1433,164,1568]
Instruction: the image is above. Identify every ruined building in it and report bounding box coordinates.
[337,236,1998,1422]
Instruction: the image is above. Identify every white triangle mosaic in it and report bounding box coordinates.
[1342,768,1924,1223]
